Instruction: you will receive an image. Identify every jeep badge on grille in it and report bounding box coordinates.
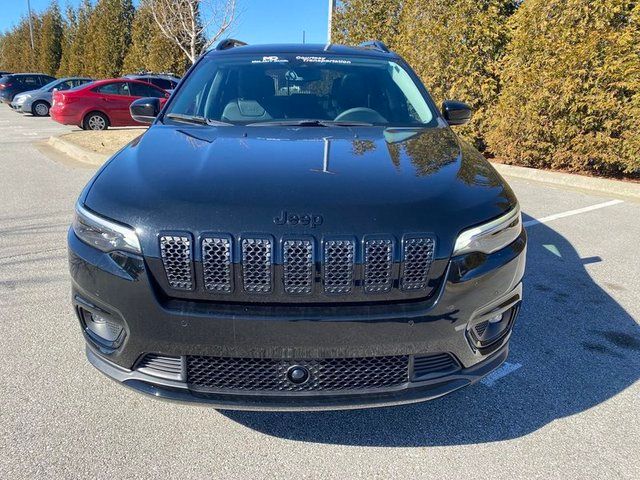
[273,210,323,228]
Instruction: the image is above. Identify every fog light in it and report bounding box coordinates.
[78,307,125,349]
[87,313,123,342]
[470,307,516,349]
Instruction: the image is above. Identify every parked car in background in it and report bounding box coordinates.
[11,77,93,116]
[0,73,56,104]
[50,78,169,130]
[0,71,11,77]
[124,73,180,93]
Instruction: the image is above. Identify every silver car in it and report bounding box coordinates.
[11,77,93,116]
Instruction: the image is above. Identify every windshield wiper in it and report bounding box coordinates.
[165,113,232,126]
[247,119,373,127]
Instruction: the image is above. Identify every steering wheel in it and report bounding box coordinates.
[334,107,387,123]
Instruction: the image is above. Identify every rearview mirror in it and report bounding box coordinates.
[442,100,472,126]
[130,97,161,124]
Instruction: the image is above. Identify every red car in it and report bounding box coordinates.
[51,78,169,130]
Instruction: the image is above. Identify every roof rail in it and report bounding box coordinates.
[215,39,248,51]
[358,40,390,53]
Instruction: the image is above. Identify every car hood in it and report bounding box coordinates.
[84,124,516,258]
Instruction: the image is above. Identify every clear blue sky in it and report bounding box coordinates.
[0,0,331,44]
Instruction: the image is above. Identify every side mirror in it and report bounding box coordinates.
[130,97,161,124]
[442,100,472,126]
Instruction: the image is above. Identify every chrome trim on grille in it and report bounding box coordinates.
[323,239,355,294]
[241,237,273,293]
[283,239,314,294]
[159,234,193,290]
[364,238,394,293]
[202,235,233,293]
[401,236,435,291]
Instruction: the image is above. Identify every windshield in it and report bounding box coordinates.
[165,54,437,127]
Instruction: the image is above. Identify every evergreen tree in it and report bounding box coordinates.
[0,16,40,72]
[487,0,640,176]
[332,0,515,150]
[122,0,189,75]
[332,0,405,46]
[84,0,134,77]
[59,0,94,76]
[394,0,515,150]
[36,1,63,75]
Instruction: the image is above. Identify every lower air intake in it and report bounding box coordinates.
[187,355,409,392]
[137,353,185,381]
[412,353,460,379]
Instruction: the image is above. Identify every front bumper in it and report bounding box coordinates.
[69,228,526,410]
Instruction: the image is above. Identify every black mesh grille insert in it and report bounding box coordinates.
[401,237,435,291]
[283,240,314,294]
[323,239,355,294]
[241,238,273,293]
[202,236,232,293]
[364,239,394,293]
[413,353,459,379]
[187,355,409,392]
[159,235,193,290]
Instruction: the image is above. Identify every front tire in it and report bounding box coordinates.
[32,101,50,117]
[83,112,109,130]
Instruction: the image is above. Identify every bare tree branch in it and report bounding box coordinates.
[150,0,237,64]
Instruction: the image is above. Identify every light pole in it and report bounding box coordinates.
[327,0,336,43]
[26,0,35,50]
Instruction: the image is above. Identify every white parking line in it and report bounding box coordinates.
[481,362,522,387]
[524,199,623,228]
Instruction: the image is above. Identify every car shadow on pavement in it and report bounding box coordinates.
[221,214,640,446]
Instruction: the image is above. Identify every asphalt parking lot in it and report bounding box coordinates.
[1,107,639,479]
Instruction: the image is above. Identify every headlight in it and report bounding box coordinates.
[14,95,27,104]
[453,206,522,256]
[73,203,141,254]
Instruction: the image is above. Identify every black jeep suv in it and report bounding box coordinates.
[69,41,526,410]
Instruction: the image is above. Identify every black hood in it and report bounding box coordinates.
[84,124,516,259]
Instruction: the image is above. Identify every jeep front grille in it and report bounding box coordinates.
[401,237,435,290]
[159,235,193,290]
[186,355,409,392]
[283,239,314,294]
[323,239,355,294]
[157,233,437,301]
[241,237,273,293]
[364,239,394,293]
[202,236,232,293]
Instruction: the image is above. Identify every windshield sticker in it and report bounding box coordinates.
[295,56,352,64]
[251,56,289,64]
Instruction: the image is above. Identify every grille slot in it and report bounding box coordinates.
[187,355,409,392]
[137,354,184,381]
[364,239,394,293]
[202,236,233,293]
[413,353,459,379]
[323,239,355,294]
[474,320,489,337]
[160,235,193,290]
[241,238,273,293]
[401,237,435,291]
[283,240,314,294]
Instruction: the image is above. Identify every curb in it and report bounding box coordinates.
[491,162,640,200]
[47,135,109,166]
